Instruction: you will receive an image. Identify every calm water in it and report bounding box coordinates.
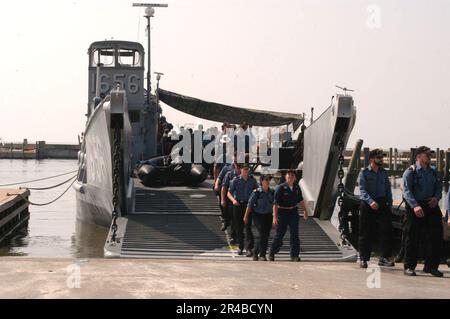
[0,160,448,258]
[0,159,107,258]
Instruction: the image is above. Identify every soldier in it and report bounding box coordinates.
[358,149,395,269]
[221,162,241,244]
[215,161,233,231]
[244,175,274,261]
[402,146,443,277]
[269,169,308,262]
[228,164,258,256]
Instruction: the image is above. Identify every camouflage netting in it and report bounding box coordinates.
[158,89,304,130]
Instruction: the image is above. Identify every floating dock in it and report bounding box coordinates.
[105,180,357,261]
[0,188,30,244]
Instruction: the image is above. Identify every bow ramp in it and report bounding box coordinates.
[104,180,356,261]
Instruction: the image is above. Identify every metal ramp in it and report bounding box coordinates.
[113,181,357,261]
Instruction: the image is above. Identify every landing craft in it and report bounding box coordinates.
[74,3,358,260]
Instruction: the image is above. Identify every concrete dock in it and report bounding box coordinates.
[0,258,448,299]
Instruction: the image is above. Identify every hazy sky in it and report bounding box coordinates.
[0,0,449,149]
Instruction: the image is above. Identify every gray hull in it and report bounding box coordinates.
[74,89,134,228]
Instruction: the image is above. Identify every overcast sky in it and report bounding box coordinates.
[0,0,449,149]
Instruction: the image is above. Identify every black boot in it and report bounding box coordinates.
[378,258,395,267]
[394,254,403,263]
[423,267,444,277]
[404,268,416,276]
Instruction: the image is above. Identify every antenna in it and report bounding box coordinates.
[133,3,168,105]
[154,71,164,107]
[335,85,355,96]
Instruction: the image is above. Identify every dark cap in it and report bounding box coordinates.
[369,148,387,159]
[286,169,296,175]
[416,146,435,155]
[241,163,250,170]
[260,175,271,183]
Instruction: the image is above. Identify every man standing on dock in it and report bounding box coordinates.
[402,146,444,277]
[269,169,307,262]
[358,149,395,269]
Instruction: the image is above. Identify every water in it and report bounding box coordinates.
[0,159,107,258]
[0,160,448,258]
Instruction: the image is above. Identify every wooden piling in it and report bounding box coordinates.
[363,147,370,168]
[388,148,393,171]
[345,139,363,193]
[394,148,398,172]
[436,148,440,172]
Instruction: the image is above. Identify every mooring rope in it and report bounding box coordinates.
[0,170,78,187]
[19,174,78,191]
[7,177,77,207]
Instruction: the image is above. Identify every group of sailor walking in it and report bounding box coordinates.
[213,143,449,276]
[214,161,306,262]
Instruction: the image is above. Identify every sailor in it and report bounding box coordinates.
[244,175,274,261]
[215,161,233,231]
[358,149,395,269]
[228,163,258,256]
[221,162,241,244]
[402,146,444,277]
[269,169,307,262]
[447,193,450,268]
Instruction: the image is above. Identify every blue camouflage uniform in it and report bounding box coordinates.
[248,187,274,258]
[358,166,394,262]
[269,183,303,258]
[402,162,443,271]
[229,176,258,251]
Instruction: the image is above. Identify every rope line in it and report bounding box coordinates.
[19,174,78,191]
[0,170,78,187]
[7,177,77,207]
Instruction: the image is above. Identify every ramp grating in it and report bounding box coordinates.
[120,185,349,261]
